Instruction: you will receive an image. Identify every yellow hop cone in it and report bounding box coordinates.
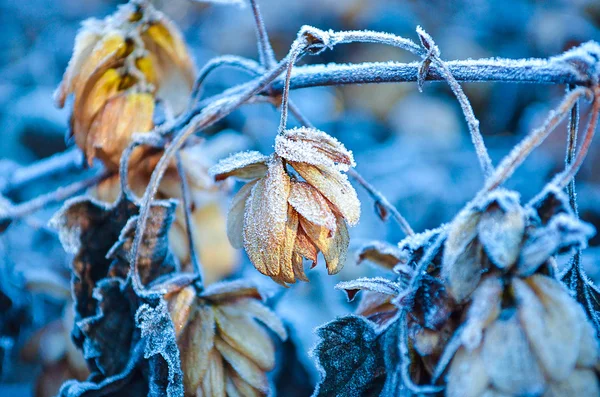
[164,280,287,396]
[210,127,361,286]
[56,1,196,169]
[447,274,600,397]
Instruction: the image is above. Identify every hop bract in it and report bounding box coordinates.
[165,280,287,396]
[211,127,361,285]
[55,0,195,169]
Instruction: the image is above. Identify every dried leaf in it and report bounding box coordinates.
[275,127,355,172]
[335,277,402,302]
[135,299,184,397]
[518,213,594,276]
[356,241,404,270]
[481,311,545,395]
[515,275,582,382]
[446,347,489,397]
[226,181,257,249]
[477,201,525,269]
[243,157,291,277]
[300,216,349,275]
[210,151,268,182]
[290,161,360,226]
[288,181,337,233]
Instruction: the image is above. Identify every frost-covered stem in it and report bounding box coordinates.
[552,86,600,189]
[191,55,263,103]
[267,54,598,92]
[565,88,580,215]
[0,147,84,194]
[347,168,414,236]
[249,0,276,68]
[416,26,493,178]
[482,87,588,193]
[278,40,306,133]
[119,134,166,201]
[175,153,203,288]
[0,171,110,223]
[329,30,423,57]
[130,32,320,273]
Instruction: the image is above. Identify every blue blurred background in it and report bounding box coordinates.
[1,0,599,395]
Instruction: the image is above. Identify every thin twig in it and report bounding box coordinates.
[249,0,276,68]
[416,26,493,178]
[0,147,84,194]
[347,169,414,236]
[119,133,166,201]
[552,86,600,189]
[178,42,600,140]
[175,153,203,288]
[278,39,306,133]
[191,55,263,103]
[482,87,589,193]
[0,171,110,223]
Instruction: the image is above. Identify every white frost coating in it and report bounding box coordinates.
[288,181,337,232]
[550,41,600,83]
[243,156,291,275]
[209,150,268,179]
[335,277,402,300]
[275,127,355,172]
[292,162,360,226]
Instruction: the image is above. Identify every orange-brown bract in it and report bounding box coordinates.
[55,1,195,170]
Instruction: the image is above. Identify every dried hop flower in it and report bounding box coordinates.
[165,280,287,396]
[55,0,195,169]
[210,127,361,285]
[447,274,600,397]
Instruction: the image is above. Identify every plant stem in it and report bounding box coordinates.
[249,0,276,68]
[416,26,493,178]
[347,169,414,236]
[482,87,588,193]
[552,86,600,189]
[0,148,84,194]
[0,171,110,223]
[565,87,580,215]
[175,153,203,288]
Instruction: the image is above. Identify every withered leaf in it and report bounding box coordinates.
[106,200,179,285]
[77,278,136,377]
[313,315,388,397]
[517,213,594,276]
[50,195,138,329]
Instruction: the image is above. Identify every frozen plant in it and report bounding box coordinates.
[0,0,600,396]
